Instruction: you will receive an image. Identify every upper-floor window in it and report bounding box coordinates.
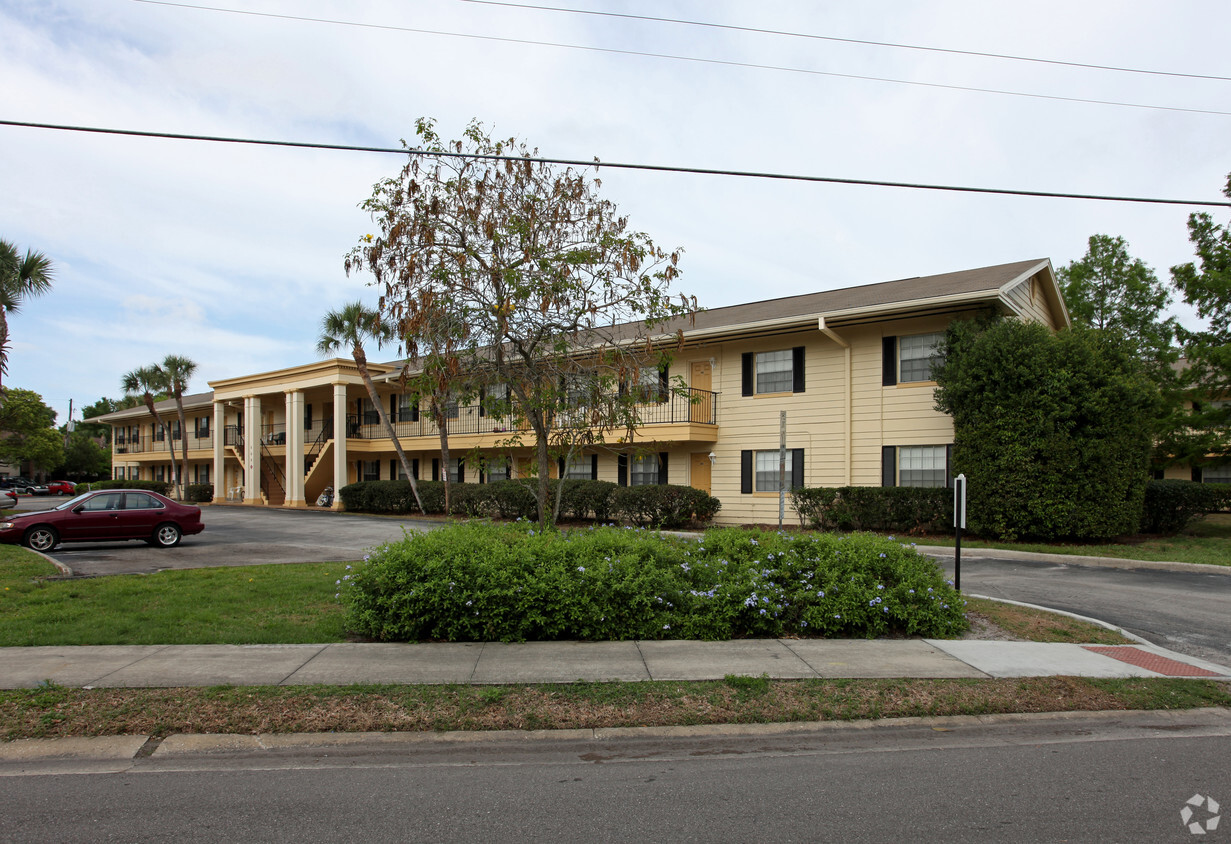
[742,348,805,396]
[195,416,210,438]
[899,333,944,383]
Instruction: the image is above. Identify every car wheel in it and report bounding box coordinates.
[23,526,59,552]
[150,523,182,548]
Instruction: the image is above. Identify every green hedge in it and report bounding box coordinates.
[791,486,952,533]
[184,484,214,503]
[341,522,968,642]
[338,479,721,528]
[1140,480,1231,534]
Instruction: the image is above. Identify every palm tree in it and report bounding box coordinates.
[0,239,55,392]
[121,364,177,494]
[317,302,424,513]
[160,355,198,497]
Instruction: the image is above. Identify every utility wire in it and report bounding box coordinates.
[128,0,1231,117]
[461,0,1231,83]
[4,119,1229,208]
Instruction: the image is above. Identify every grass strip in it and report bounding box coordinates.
[2,677,1228,741]
[915,513,1231,567]
[963,597,1134,644]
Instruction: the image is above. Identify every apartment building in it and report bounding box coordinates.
[100,258,1071,524]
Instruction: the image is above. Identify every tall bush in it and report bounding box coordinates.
[933,318,1158,541]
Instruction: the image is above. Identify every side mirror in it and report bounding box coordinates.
[72,504,85,514]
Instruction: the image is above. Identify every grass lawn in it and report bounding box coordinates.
[0,545,347,646]
[915,512,1231,566]
[2,676,1228,740]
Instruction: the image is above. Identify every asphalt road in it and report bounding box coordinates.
[2,712,1228,842]
[935,553,1231,667]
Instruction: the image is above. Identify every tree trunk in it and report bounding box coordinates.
[356,358,425,514]
[435,401,451,516]
[174,397,190,498]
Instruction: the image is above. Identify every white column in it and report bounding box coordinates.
[211,401,226,503]
[285,390,306,507]
[244,395,262,504]
[332,383,348,510]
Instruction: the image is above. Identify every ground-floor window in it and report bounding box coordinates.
[486,458,510,483]
[361,460,380,482]
[563,455,593,480]
[1204,463,1231,484]
[899,446,948,488]
[739,449,803,493]
[630,453,662,486]
[194,464,211,484]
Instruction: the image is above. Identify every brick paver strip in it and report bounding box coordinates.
[1081,646,1221,677]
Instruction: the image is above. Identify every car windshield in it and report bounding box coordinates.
[54,492,96,511]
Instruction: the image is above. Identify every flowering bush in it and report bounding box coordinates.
[341,523,967,642]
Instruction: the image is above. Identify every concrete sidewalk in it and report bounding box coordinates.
[2,637,1228,689]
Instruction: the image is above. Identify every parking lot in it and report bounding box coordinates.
[6,499,441,576]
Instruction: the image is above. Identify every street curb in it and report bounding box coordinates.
[916,544,1231,575]
[5,708,1229,765]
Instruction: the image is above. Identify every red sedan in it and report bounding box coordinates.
[0,489,204,552]
[45,481,77,496]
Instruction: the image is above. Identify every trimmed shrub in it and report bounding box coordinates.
[486,480,539,520]
[611,484,722,529]
[558,479,617,521]
[792,486,952,533]
[1140,480,1231,534]
[340,522,967,643]
[184,484,213,503]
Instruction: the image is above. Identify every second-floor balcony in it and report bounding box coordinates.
[113,432,214,455]
[221,388,719,451]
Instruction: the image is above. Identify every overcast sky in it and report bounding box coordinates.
[2,0,1229,426]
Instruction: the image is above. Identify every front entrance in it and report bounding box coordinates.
[689,453,712,495]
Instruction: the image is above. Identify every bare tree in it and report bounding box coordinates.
[346,118,697,527]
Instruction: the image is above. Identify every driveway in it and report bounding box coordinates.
[44,505,442,577]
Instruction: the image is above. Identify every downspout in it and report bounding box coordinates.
[818,317,852,486]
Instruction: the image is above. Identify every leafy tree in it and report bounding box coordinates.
[346,118,697,528]
[161,354,197,495]
[933,318,1158,541]
[317,301,425,513]
[121,364,177,491]
[1057,234,1179,375]
[0,239,54,391]
[0,388,63,475]
[54,431,112,481]
[1172,172,1231,461]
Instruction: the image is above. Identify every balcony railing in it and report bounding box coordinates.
[113,432,214,455]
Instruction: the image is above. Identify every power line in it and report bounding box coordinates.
[461,0,1231,83]
[3,119,1228,208]
[128,0,1231,118]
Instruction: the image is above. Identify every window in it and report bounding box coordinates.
[304,404,313,431]
[1204,463,1231,484]
[630,454,661,486]
[394,394,417,423]
[124,492,163,510]
[899,332,944,383]
[171,420,182,440]
[361,460,380,482]
[359,399,380,426]
[482,384,509,417]
[153,424,165,442]
[195,464,211,484]
[740,449,804,493]
[634,367,667,403]
[882,445,951,487]
[447,459,464,484]
[742,348,805,396]
[82,493,123,512]
[563,455,592,480]
[195,416,210,439]
[486,458,510,483]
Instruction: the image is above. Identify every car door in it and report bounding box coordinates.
[61,492,126,541]
[117,492,166,539]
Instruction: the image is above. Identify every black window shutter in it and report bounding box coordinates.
[304,404,312,430]
[389,395,396,421]
[742,352,754,396]
[882,446,897,487]
[411,395,419,423]
[457,459,464,484]
[791,448,804,488]
[792,347,805,393]
[882,337,898,386]
[618,454,628,486]
[558,457,565,478]
[946,444,955,488]
[658,452,669,485]
[412,458,419,480]
[740,450,753,494]
[659,366,669,402]
[431,458,439,482]
[591,454,599,480]
[1193,466,1203,483]
[478,386,486,417]
[390,460,396,480]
